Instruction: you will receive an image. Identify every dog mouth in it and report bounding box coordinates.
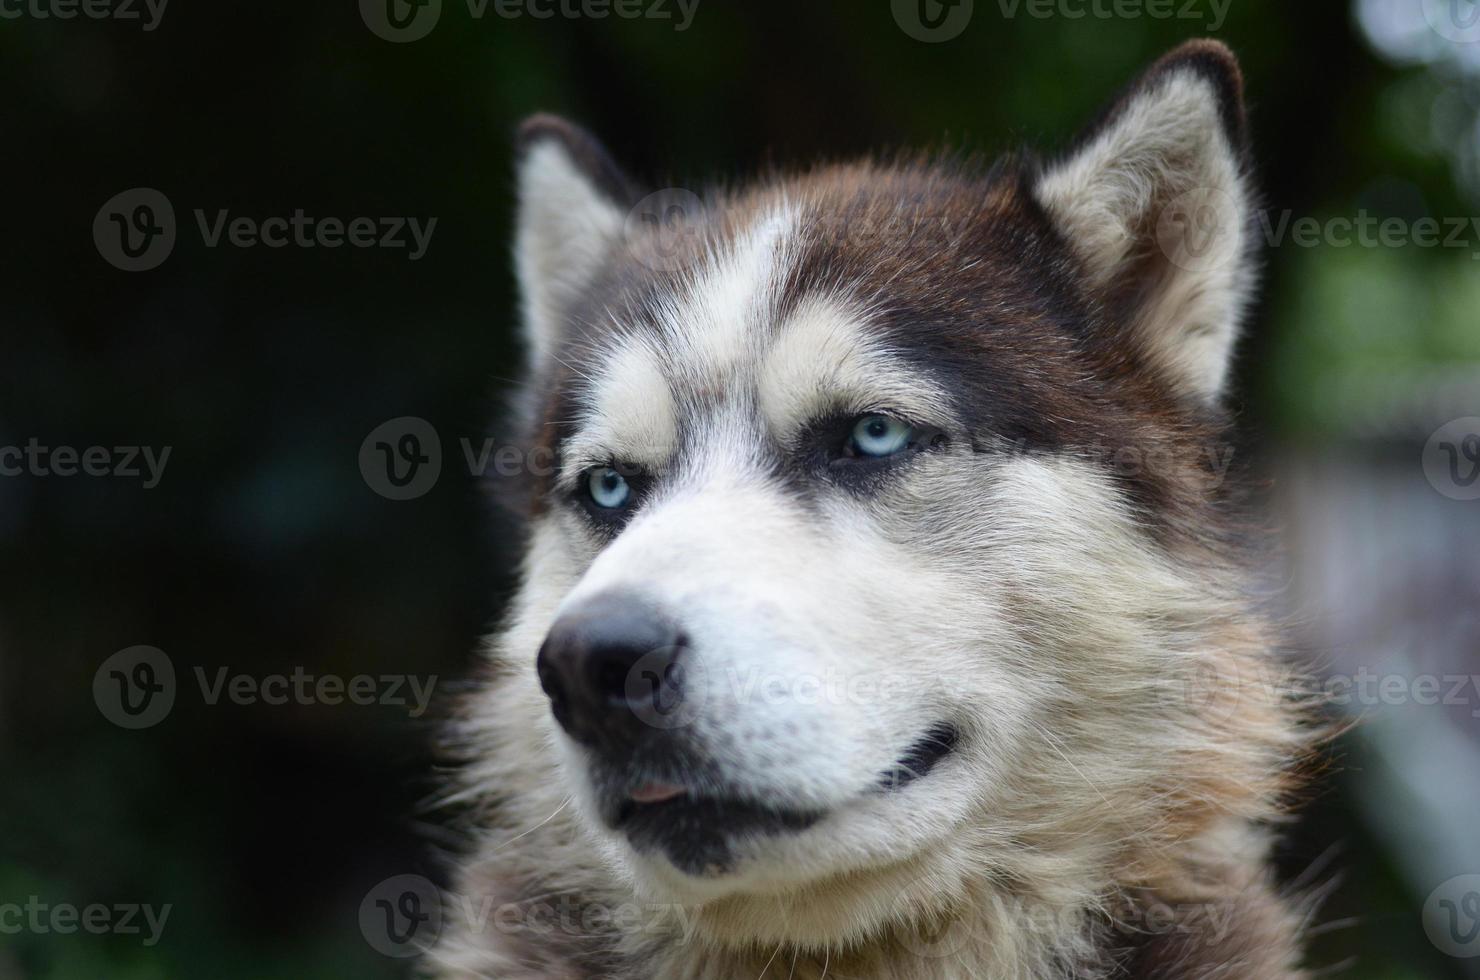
[605,722,960,876]
[874,722,960,791]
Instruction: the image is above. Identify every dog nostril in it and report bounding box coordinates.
[536,644,571,721]
[593,654,633,704]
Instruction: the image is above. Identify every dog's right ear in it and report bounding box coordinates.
[514,115,634,371]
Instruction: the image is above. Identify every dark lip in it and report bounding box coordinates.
[875,722,960,792]
[612,793,824,877]
[593,721,958,875]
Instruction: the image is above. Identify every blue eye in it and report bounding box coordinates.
[850,415,913,457]
[587,467,631,509]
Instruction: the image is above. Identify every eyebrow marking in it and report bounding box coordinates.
[657,204,797,387]
[758,296,956,442]
[559,334,677,486]
[557,204,800,488]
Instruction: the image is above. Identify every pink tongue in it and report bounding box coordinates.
[630,782,687,804]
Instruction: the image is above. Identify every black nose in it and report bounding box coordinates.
[536,592,688,750]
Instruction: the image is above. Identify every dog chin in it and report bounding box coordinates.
[617,810,969,950]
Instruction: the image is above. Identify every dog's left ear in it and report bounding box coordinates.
[1035,40,1256,404]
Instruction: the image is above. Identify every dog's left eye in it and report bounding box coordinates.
[586,467,632,509]
[849,415,914,457]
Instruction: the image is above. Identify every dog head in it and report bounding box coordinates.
[477,40,1292,948]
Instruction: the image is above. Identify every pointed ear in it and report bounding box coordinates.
[514,115,634,371]
[1034,40,1257,404]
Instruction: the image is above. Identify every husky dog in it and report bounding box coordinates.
[433,40,1313,979]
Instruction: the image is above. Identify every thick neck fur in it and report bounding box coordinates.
[429,818,1309,979]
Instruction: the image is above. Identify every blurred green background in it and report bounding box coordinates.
[3,0,1479,976]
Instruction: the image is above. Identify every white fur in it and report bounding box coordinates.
[516,140,625,371]
[562,334,679,476]
[1036,69,1254,402]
